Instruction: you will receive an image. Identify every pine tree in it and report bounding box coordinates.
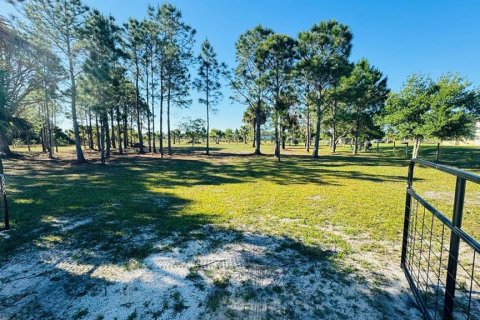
[297,20,352,159]
[18,0,89,162]
[231,25,273,155]
[193,39,227,155]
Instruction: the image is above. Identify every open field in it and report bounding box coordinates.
[1,143,479,319]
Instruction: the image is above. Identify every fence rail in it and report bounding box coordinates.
[402,159,480,320]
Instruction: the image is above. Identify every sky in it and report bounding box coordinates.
[2,0,480,130]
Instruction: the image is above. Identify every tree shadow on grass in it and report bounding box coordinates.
[0,151,412,259]
[418,145,480,170]
[0,153,426,318]
[0,156,213,261]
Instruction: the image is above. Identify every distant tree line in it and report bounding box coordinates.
[1,1,479,163]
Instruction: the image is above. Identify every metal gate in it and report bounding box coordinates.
[402,159,480,320]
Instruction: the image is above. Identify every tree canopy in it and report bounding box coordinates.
[2,1,479,163]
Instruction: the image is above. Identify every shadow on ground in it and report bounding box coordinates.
[0,151,412,258]
[0,222,420,319]
[0,151,424,319]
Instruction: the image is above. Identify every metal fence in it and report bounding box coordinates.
[402,158,480,320]
[0,173,8,230]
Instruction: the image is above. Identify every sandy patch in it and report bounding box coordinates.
[0,225,421,319]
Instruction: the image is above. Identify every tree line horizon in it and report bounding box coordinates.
[1,0,479,164]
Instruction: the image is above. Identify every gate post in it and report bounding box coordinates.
[401,160,415,266]
[0,158,8,230]
[442,176,466,320]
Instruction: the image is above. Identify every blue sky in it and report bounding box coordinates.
[2,0,480,130]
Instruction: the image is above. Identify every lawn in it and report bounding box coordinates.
[1,142,479,319]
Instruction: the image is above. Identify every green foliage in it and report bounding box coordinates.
[3,2,479,162]
[338,58,389,152]
[425,74,479,141]
[256,33,297,158]
[82,10,123,113]
[382,74,433,141]
[0,20,39,142]
[382,73,479,144]
[231,25,274,154]
[18,0,90,161]
[209,128,224,143]
[180,118,206,145]
[224,128,233,141]
[296,20,353,158]
[194,39,227,111]
[297,20,353,91]
[194,39,227,154]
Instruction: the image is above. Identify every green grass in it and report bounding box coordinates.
[1,142,479,263]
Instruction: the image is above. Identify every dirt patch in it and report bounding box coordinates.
[0,225,420,319]
[423,191,480,205]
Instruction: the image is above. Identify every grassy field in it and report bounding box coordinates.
[1,142,479,319]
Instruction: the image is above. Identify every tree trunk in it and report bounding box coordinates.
[274,113,281,161]
[95,114,101,150]
[312,103,321,159]
[331,86,338,153]
[206,104,210,156]
[353,112,361,155]
[81,119,86,149]
[254,104,262,155]
[0,156,9,229]
[151,63,156,153]
[27,131,31,152]
[110,108,116,149]
[116,106,123,155]
[66,35,85,162]
[306,108,310,152]
[353,132,359,155]
[146,63,152,153]
[436,142,440,162]
[412,138,421,159]
[159,69,164,157]
[123,104,128,151]
[45,98,53,159]
[105,114,111,158]
[135,57,144,153]
[167,83,172,155]
[88,109,94,150]
[100,116,106,165]
[252,120,256,148]
[41,125,47,153]
[130,114,133,147]
[43,75,54,158]
[0,133,11,157]
[331,130,337,153]
[147,111,152,153]
[53,118,58,153]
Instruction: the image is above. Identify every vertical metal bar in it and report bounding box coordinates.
[0,157,8,230]
[466,250,476,319]
[2,194,8,230]
[402,160,416,266]
[442,177,466,320]
[424,211,435,302]
[409,199,419,269]
[434,224,446,318]
[0,172,10,230]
